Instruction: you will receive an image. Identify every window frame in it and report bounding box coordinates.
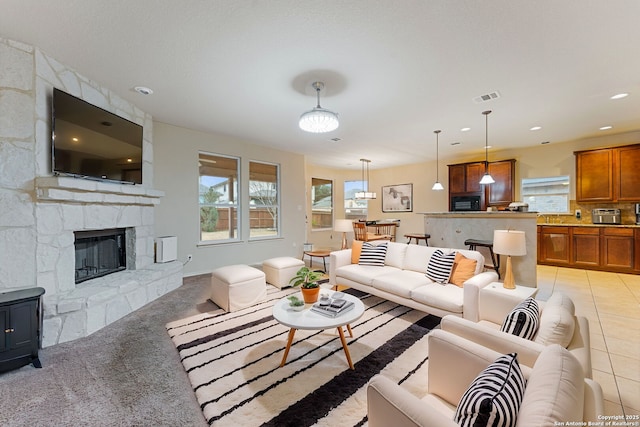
[248,160,280,240]
[521,175,571,214]
[311,178,334,231]
[344,179,368,220]
[198,151,241,245]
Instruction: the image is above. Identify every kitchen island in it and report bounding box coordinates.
[420,211,538,287]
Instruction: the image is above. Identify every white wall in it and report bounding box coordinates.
[153,122,307,276]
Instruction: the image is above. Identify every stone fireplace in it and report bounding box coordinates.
[0,37,183,347]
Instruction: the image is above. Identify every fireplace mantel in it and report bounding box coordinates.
[35,176,164,206]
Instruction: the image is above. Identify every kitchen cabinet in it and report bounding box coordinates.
[601,228,634,270]
[448,159,515,210]
[572,227,600,268]
[539,226,570,266]
[487,159,515,208]
[575,143,640,202]
[617,144,640,201]
[538,225,638,273]
[0,287,45,373]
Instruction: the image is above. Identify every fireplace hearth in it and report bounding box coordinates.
[74,228,127,283]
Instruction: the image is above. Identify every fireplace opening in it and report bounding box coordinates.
[74,228,127,283]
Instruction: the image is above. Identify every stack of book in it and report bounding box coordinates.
[311,298,354,318]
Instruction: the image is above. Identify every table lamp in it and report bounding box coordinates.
[493,229,526,289]
[334,219,353,250]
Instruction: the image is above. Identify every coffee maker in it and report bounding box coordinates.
[636,203,640,225]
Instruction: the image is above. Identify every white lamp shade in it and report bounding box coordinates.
[493,230,526,256]
[432,181,444,191]
[334,219,354,232]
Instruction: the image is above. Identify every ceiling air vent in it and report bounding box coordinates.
[473,91,501,104]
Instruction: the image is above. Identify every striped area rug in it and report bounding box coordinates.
[166,286,440,426]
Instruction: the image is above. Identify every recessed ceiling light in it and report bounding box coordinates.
[599,125,613,130]
[530,126,542,131]
[134,86,153,95]
[610,93,628,100]
[460,127,471,132]
[483,145,492,149]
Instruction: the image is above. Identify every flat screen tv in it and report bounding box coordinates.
[52,88,143,184]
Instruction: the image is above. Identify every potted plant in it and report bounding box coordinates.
[289,266,323,303]
[287,295,305,311]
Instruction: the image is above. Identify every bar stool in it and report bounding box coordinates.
[463,238,501,278]
[404,233,430,246]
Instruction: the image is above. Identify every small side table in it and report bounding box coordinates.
[404,233,430,245]
[301,250,331,272]
[479,282,538,324]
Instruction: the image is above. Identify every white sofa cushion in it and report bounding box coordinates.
[411,283,464,314]
[385,241,408,269]
[403,244,437,273]
[371,270,432,298]
[517,345,585,426]
[455,353,525,427]
[335,264,398,286]
[534,305,575,347]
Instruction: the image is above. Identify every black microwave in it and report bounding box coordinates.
[451,196,481,211]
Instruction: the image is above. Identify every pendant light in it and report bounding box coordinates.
[479,110,495,185]
[355,158,377,199]
[432,130,444,191]
[299,81,339,133]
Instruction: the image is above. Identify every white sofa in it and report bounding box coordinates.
[329,242,499,320]
[367,329,604,427]
[441,290,592,378]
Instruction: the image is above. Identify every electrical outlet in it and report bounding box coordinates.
[575,209,581,220]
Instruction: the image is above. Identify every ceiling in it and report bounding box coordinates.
[2,0,640,170]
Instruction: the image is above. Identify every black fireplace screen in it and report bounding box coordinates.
[74,228,126,283]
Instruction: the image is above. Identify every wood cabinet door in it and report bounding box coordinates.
[487,159,515,207]
[572,228,600,267]
[540,227,570,265]
[448,164,466,194]
[465,163,484,193]
[576,149,614,202]
[617,144,640,201]
[602,228,634,270]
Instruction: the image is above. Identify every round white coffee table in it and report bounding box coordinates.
[272,290,365,370]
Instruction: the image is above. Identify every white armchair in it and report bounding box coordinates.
[441,290,592,378]
[367,329,603,427]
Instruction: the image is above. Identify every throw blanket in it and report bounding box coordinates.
[166,287,440,426]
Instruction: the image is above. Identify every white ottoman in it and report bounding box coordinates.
[210,264,267,312]
[262,257,305,289]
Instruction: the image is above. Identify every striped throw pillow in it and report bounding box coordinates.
[500,297,540,340]
[454,353,526,427]
[425,249,456,283]
[358,242,388,266]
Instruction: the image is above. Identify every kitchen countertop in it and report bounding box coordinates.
[537,223,640,228]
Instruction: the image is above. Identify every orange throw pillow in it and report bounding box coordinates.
[450,252,478,287]
[351,240,363,264]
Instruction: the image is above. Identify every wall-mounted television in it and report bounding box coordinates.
[52,88,143,184]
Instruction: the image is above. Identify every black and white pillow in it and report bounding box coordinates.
[358,242,388,266]
[425,249,456,283]
[500,297,540,340]
[454,353,526,427]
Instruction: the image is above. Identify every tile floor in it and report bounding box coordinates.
[536,265,640,417]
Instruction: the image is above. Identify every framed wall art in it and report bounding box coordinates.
[382,183,413,212]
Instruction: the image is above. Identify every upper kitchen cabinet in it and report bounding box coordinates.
[487,159,515,208]
[575,143,640,202]
[617,144,640,201]
[448,162,484,194]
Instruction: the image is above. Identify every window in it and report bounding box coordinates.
[249,161,279,239]
[199,152,240,242]
[311,178,333,230]
[344,180,368,220]
[521,176,570,213]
